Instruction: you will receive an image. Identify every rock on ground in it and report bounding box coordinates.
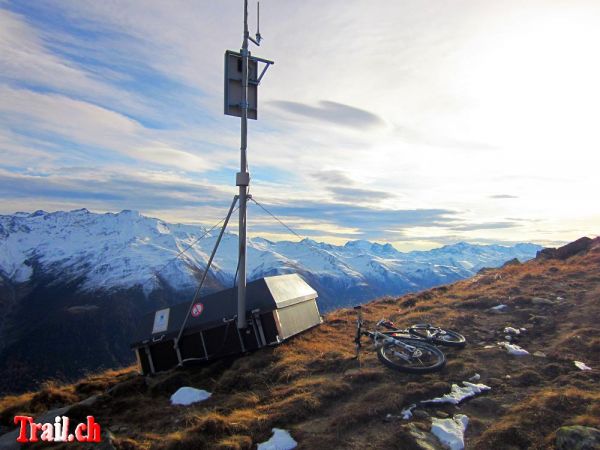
[406,423,445,450]
[555,425,600,450]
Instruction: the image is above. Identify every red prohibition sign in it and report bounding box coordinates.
[191,302,204,318]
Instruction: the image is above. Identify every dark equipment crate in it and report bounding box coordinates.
[131,273,321,375]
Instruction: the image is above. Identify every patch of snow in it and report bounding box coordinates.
[574,361,592,371]
[170,387,211,406]
[401,404,417,420]
[504,327,520,335]
[257,428,297,450]
[431,414,469,450]
[490,304,507,311]
[469,373,480,382]
[12,264,33,283]
[499,342,529,356]
[423,382,491,405]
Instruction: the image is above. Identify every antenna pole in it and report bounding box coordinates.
[237,0,250,329]
[256,1,261,42]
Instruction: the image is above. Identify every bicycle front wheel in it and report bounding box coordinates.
[377,338,446,373]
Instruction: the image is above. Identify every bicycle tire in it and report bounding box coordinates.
[377,338,446,373]
[408,324,466,348]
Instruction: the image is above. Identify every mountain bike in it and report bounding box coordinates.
[353,306,446,373]
[376,319,466,348]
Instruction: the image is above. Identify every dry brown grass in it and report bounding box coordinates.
[475,387,600,449]
[1,240,599,449]
[0,367,137,430]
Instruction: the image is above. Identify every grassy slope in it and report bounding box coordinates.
[1,239,599,449]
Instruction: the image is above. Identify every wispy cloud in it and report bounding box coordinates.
[326,186,393,203]
[270,100,385,130]
[257,201,458,239]
[0,165,458,242]
[308,169,395,204]
[450,221,519,231]
[310,170,355,185]
[489,194,519,199]
[0,86,218,173]
[0,168,228,212]
[0,8,148,116]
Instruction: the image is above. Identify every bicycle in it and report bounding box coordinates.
[376,319,466,348]
[353,306,446,373]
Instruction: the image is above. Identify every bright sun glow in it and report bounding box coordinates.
[460,7,600,155]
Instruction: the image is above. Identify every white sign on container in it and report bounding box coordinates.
[152,308,170,334]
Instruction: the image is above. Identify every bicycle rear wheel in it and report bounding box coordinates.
[377,338,446,373]
[409,324,466,348]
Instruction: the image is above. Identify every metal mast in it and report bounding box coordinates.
[236,0,250,329]
[224,0,271,329]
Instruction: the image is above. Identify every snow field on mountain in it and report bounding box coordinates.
[0,209,541,296]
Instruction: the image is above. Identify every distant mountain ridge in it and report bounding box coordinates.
[0,209,541,309]
[0,208,542,393]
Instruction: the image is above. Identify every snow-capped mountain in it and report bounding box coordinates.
[0,209,541,309]
[1,209,540,309]
[0,209,541,393]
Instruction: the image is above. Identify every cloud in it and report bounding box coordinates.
[0,129,58,165]
[450,221,520,231]
[0,168,229,213]
[389,233,546,248]
[0,86,217,173]
[388,220,521,238]
[247,216,362,239]
[252,200,458,239]
[0,5,235,175]
[310,170,354,185]
[489,194,519,199]
[326,186,393,203]
[308,169,395,204]
[0,86,139,142]
[0,166,458,242]
[270,100,385,130]
[0,8,147,116]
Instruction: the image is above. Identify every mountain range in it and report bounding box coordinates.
[0,209,541,392]
[0,208,541,308]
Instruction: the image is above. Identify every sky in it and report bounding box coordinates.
[1,0,599,251]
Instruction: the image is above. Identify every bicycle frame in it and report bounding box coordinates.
[354,306,421,361]
[378,319,449,340]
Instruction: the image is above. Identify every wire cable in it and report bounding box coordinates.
[249,197,305,241]
[143,206,239,288]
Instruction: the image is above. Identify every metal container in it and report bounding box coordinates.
[130,273,321,375]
